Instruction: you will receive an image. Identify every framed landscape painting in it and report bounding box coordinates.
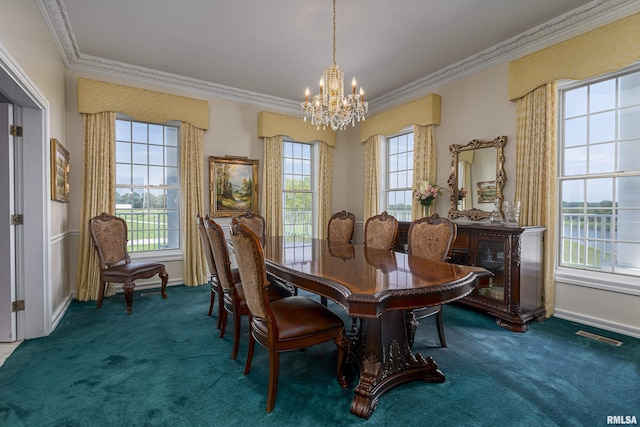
[51,138,70,203]
[209,156,259,217]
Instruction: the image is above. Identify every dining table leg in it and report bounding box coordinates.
[349,309,445,419]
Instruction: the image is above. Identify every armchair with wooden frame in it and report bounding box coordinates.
[89,212,168,314]
[406,213,458,347]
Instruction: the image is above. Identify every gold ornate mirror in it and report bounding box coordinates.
[447,136,507,221]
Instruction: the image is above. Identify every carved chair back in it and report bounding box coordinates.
[364,211,398,250]
[327,210,356,243]
[232,211,266,246]
[89,212,131,268]
[407,213,457,262]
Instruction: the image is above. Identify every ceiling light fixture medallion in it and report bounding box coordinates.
[301,0,368,131]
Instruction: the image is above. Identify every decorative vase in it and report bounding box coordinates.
[421,199,433,217]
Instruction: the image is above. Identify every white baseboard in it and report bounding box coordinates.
[51,294,73,332]
[553,309,640,339]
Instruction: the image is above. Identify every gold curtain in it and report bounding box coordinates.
[363,135,380,220]
[515,82,558,317]
[411,124,436,220]
[261,136,283,237]
[76,112,116,301]
[181,123,207,286]
[317,141,334,239]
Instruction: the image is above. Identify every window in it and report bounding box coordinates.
[558,67,640,283]
[385,131,414,221]
[282,140,315,244]
[115,119,180,253]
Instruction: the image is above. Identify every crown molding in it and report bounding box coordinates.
[38,0,640,115]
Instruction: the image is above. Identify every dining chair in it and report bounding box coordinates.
[406,213,458,347]
[232,211,297,296]
[206,217,291,360]
[196,214,239,328]
[232,211,266,246]
[327,210,356,243]
[89,212,168,314]
[364,211,399,250]
[230,222,350,413]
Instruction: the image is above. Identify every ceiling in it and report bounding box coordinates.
[38,0,634,112]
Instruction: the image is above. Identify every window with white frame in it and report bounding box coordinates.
[558,67,640,283]
[282,140,315,244]
[385,131,414,222]
[115,119,181,253]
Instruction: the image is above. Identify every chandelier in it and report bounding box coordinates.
[300,0,368,131]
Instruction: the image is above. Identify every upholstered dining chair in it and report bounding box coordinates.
[232,211,266,246]
[230,222,350,413]
[364,211,399,250]
[327,210,356,243]
[232,211,297,296]
[89,212,168,314]
[196,214,240,328]
[206,217,291,360]
[406,213,458,348]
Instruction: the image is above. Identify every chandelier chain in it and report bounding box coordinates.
[332,0,336,66]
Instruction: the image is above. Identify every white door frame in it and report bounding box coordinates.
[1,45,51,340]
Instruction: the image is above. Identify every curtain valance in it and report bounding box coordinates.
[508,12,640,101]
[257,111,335,147]
[77,78,209,130]
[359,94,441,143]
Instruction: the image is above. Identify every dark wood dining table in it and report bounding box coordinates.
[263,237,490,419]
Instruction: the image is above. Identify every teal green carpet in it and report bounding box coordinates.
[0,285,638,426]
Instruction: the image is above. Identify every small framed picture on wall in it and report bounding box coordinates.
[51,138,70,203]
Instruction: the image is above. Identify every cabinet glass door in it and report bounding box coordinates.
[474,239,507,303]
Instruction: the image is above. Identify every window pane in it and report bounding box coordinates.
[149,166,163,186]
[398,170,408,188]
[619,72,640,108]
[116,141,131,163]
[132,122,147,143]
[564,146,587,175]
[149,145,163,165]
[619,105,640,140]
[588,143,614,174]
[165,127,178,146]
[284,142,293,157]
[618,139,640,172]
[586,178,612,206]
[116,164,131,185]
[133,165,147,185]
[389,154,398,172]
[116,120,130,141]
[389,172,398,188]
[564,87,587,117]
[165,146,178,167]
[132,143,147,164]
[589,111,615,143]
[589,79,616,113]
[149,125,163,145]
[166,166,178,186]
[616,243,640,272]
[564,117,587,147]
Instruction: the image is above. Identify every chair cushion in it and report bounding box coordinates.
[255,296,344,341]
[101,262,164,281]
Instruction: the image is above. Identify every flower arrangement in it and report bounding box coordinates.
[414,181,443,209]
[458,187,468,201]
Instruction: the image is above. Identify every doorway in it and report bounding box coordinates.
[0,48,51,340]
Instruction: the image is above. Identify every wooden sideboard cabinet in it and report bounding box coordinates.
[395,222,546,332]
[451,223,546,332]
